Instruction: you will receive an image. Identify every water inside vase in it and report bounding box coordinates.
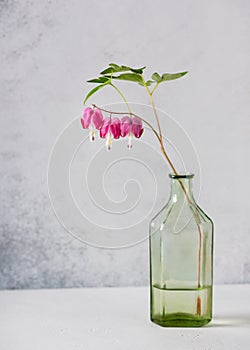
[151,284,212,327]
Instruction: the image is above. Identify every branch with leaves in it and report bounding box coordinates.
[84,63,187,103]
[81,64,203,309]
[83,63,187,156]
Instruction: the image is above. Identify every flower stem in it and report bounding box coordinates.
[151,82,159,95]
[144,86,203,293]
[145,84,163,141]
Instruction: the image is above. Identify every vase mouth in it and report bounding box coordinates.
[169,173,194,179]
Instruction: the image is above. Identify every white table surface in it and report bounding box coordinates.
[0,284,249,350]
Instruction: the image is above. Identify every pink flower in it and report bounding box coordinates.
[81,107,104,141]
[120,116,144,148]
[100,117,121,150]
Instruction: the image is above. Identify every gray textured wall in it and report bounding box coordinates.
[0,0,250,289]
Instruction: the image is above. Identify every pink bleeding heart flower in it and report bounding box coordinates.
[81,107,104,141]
[120,116,144,148]
[100,117,121,150]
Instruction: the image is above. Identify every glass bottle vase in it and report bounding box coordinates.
[149,174,213,327]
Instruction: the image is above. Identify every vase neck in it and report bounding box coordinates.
[169,174,195,202]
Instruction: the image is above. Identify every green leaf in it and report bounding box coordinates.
[161,71,188,81]
[109,63,120,69]
[100,64,130,75]
[152,71,188,83]
[130,66,146,74]
[112,73,144,84]
[87,77,109,84]
[100,63,147,75]
[100,67,115,75]
[145,80,155,86]
[84,84,108,104]
[151,72,162,83]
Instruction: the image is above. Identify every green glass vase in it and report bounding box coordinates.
[149,174,214,327]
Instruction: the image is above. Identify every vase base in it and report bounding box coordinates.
[151,313,212,327]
